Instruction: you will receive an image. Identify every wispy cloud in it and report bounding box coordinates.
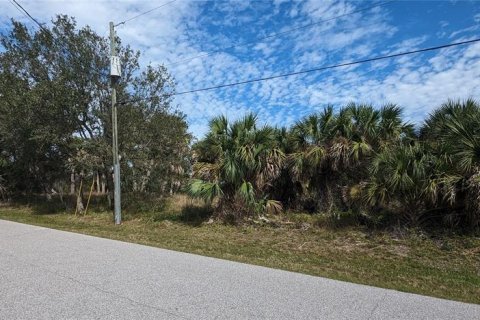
[1,0,479,137]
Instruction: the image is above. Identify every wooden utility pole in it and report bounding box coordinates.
[110,21,121,224]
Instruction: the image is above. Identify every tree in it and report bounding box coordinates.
[287,103,412,213]
[0,16,191,210]
[189,114,283,219]
[421,99,480,227]
[365,142,434,225]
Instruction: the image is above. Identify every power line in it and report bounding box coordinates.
[8,0,109,78]
[115,0,178,27]
[8,0,30,22]
[119,37,480,104]
[172,38,480,96]
[165,0,395,68]
[170,18,393,79]
[121,37,480,104]
[10,0,48,32]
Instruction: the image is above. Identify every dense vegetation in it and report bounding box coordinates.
[0,17,191,211]
[190,100,480,229]
[0,13,478,308]
[1,17,479,231]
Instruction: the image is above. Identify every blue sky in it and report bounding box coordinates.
[1,0,480,137]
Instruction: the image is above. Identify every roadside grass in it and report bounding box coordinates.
[0,195,479,304]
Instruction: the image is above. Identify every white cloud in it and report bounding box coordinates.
[449,25,480,39]
[1,1,479,138]
[307,42,480,124]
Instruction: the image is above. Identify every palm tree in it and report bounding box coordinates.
[188,114,284,218]
[365,99,480,228]
[287,103,411,213]
[365,141,434,225]
[288,107,337,211]
[421,99,480,227]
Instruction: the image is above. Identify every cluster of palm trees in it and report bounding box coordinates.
[189,99,480,228]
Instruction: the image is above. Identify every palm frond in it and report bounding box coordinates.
[188,179,223,203]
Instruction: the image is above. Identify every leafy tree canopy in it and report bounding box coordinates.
[0,16,191,199]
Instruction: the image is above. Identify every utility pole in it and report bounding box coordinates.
[110,21,121,224]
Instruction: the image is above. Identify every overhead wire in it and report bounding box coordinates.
[114,0,178,27]
[8,0,32,23]
[173,38,480,95]
[10,0,48,31]
[164,0,395,68]
[8,1,479,108]
[118,37,480,103]
[8,0,110,77]
[6,0,179,82]
[170,18,395,79]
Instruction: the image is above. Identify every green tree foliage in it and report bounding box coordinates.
[366,142,435,224]
[287,104,413,213]
[1,17,478,230]
[189,114,284,219]
[0,16,191,205]
[421,99,480,227]
[192,100,480,229]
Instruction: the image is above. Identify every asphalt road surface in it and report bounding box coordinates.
[0,219,478,319]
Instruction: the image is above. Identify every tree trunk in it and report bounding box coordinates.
[45,187,52,201]
[104,167,113,209]
[101,173,106,194]
[96,172,100,194]
[76,190,85,213]
[70,169,75,195]
[75,172,85,214]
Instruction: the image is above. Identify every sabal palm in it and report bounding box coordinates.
[189,114,284,217]
[289,106,335,177]
[288,103,410,212]
[422,99,480,227]
[290,104,409,173]
[366,142,434,224]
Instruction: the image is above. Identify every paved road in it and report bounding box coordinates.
[0,220,478,320]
